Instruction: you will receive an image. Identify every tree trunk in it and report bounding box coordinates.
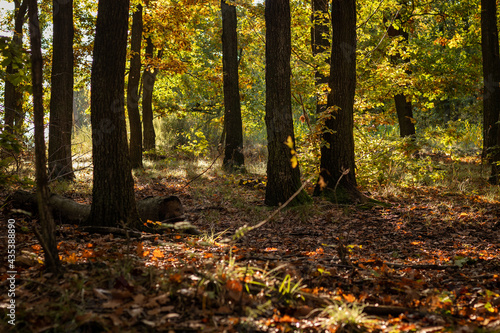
[387,16,416,138]
[142,37,158,151]
[86,0,140,228]
[4,0,27,134]
[128,4,143,169]
[481,0,500,184]
[28,0,61,274]
[264,0,309,206]
[311,0,330,114]
[222,0,245,172]
[314,0,366,203]
[394,93,415,138]
[48,0,75,180]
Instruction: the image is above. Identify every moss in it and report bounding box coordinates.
[289,189,312,206]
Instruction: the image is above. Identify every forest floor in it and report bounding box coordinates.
[1,153,500,332]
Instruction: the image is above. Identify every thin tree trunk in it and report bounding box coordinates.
[265,0,309,206]
[48,0,75,180]
[86,0,140,228]
[4,0,27,134]
[314,0,366,203]
[222,0,245,172]
[28,0,61,274]
[481,0,500,184]
[311,0,330,114]
[142,37,158,151]
[128,4,143,169]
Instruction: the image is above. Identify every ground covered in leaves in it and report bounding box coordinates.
[1,156,500,332]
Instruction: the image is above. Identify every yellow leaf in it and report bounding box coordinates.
[290,155,298,168]
[284,136,294,149]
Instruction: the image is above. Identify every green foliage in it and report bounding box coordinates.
[317,302,369,330]
[421,119,482,156]
[355,128,446,188]
[277,274,306,304]
[0,126,23,187]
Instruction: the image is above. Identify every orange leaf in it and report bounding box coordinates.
[32,244,41,252]
[153,249,165,258]
[279,314,296,323]
[343,294,356,302]
[265,247,278,252]
[136,242,144,256]
[82,249,95,258]
[226,280,243,292]
[169,273,183,283]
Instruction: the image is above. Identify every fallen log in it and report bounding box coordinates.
[10,190,185,225]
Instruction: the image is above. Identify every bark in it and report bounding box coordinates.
[48,0,75,180]
[128,4,143,169]
[314,0,366,203]
[394,93,415,138]
[481,0,500,184]
[387,16,416,138]
[11,190,184,225]
[264,0,309,206]
[222,0,245,172]
[4,0,27,134]
[86,0,140,228]
[142,37,158,151]
[28,0,61,273]
[311,0,330,114]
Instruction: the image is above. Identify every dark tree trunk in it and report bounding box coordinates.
[314,0,366,203]
[4,0,27,134]
[264,0,309,206]
[311,0,330,114]
[142,37,158,151]
[222,0,245,172]
[86,0,140,228]
[28,0,61,274]
[394,93,415,137]
[387,17,416,138]
[481,0,500,184]
[48,0,75,180]
[128,4,143,169]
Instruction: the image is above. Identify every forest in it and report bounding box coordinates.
[0,0,500,332]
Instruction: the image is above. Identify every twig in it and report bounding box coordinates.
[181,150,224,190]
[233,182,308,240]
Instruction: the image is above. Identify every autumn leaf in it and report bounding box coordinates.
[152,249,165,259]
[226,280,243,293]
[136,242,144,257]
[169,273,183,283]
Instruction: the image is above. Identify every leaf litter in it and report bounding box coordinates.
[0,166,499,332]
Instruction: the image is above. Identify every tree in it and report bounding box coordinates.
[128,4,143,169]
[222,0,245,172]
[3,0,27,134]
[142,37,159,151]
[311,0,330,114]
[48,0,75,180]
[85,0,140,228]
[386,12,416,138]
[314,0,366,203]
[481,0,500,184]
[264,0,309,206]
[28,0,61,273]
